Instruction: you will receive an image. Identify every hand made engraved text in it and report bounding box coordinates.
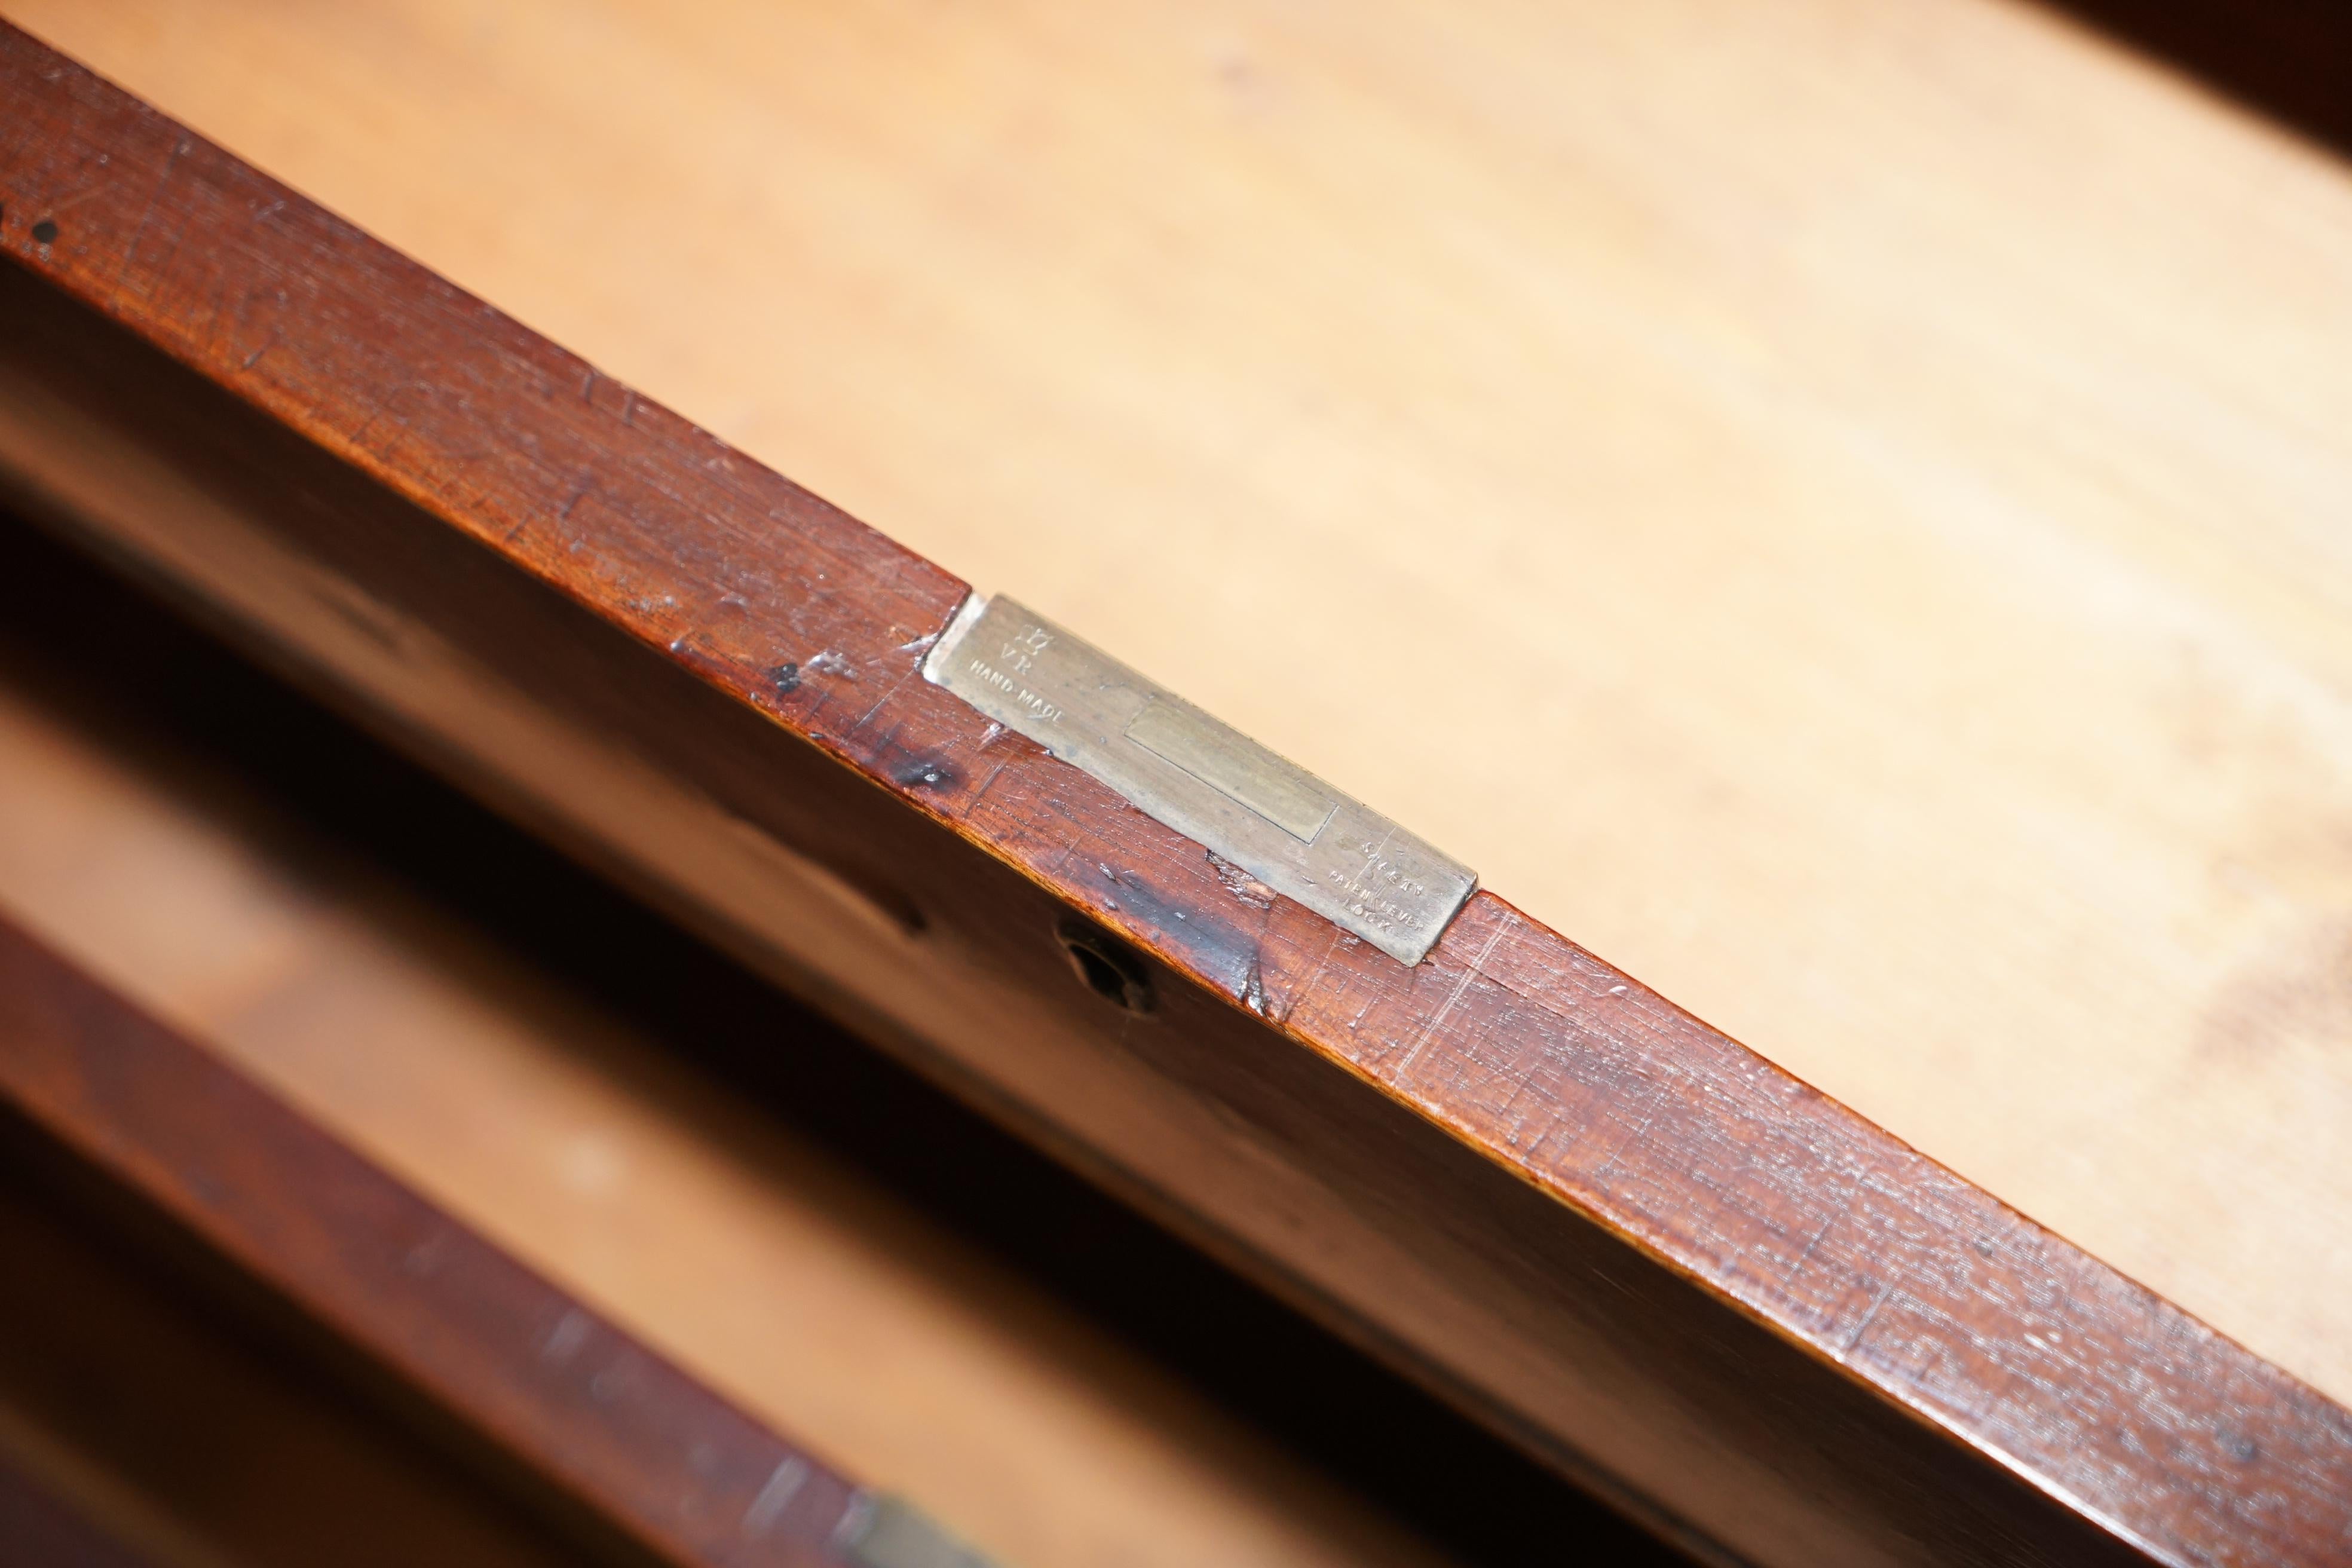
[964,655,1065,725]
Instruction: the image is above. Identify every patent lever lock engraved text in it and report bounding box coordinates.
[923,595,1476,965]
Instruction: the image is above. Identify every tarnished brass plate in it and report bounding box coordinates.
[924,595,1475,965]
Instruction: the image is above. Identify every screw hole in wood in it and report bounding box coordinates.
[1057,920,1155,1015]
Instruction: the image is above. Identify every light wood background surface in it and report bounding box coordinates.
[0,664,1450,1568]
[8,0,2351,1419]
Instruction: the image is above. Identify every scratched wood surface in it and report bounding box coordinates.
[10,0,2348,1427]
[4,17,2350,1566]
[0,626,1448,1568]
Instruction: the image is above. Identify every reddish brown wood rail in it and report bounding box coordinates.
[1,22,2347,1564]
[0,914,872,1568]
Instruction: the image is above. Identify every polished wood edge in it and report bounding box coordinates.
[0,912,862,1568]
[3,20,2348,1563]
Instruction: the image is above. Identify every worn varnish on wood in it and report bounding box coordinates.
[27,0,2352,1428]
[0,512,1500,1568]
[2,20,2350,1567]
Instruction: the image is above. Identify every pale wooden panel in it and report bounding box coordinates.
[10,0,2351,1409]
[0,678,1446,1568]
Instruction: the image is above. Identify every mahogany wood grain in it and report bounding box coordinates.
[0,917,866,1568]
[19,0,2352,1432]
[1,24,2348,1566]
[0,509,1518,1568]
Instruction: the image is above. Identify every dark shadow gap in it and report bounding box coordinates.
[2042,0,2352,157]
[0,511,1690,1567]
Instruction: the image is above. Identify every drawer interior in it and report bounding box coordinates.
[0,513,1685,1565]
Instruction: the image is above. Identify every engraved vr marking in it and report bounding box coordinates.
[923,595,1477,966]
